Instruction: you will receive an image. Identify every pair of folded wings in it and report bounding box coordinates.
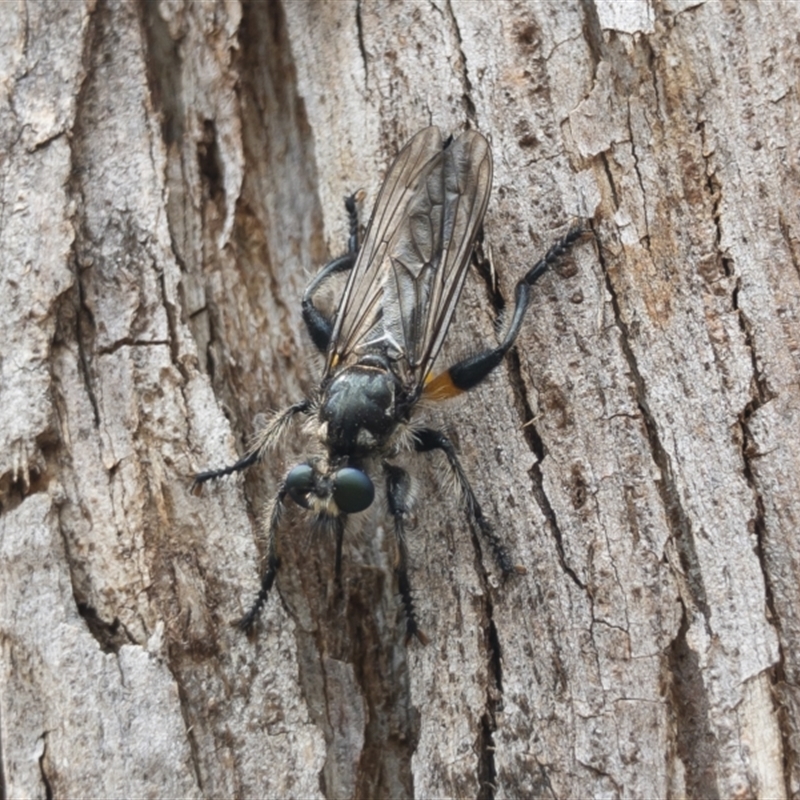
[324,126,493,393]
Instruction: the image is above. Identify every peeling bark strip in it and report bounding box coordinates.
[1,1,799,797]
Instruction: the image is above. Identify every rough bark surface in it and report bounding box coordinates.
[1,1,798,798]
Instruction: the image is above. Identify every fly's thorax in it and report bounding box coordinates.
[319,360,401,457]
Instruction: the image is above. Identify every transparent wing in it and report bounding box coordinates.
[325,126,493,392]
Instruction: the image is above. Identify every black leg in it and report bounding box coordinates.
[334,514,345,581]
[192,448,260,489]
[425,227,585,398]
[238,483,288,633]
[345,191,360,254]
[413,428,524,577]
[192,399,310,490]
[384,462,429,645]
[301,193,362,353]
[301,253,356,352]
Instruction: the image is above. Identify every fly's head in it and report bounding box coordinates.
[285,458,375,517]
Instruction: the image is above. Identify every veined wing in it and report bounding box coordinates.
[325,126,493,392]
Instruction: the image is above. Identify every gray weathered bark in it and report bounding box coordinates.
[2,1,799,797]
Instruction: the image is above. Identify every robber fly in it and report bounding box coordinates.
[194,126,584,643]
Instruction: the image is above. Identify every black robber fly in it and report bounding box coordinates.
[194,126,584,644]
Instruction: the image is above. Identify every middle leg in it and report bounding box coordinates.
[412,427,523,577]
[384,462,429,645]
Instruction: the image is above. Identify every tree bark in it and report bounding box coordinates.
[2,0,799,797]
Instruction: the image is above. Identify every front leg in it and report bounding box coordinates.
[237,479,289,634]
[192,399,310,490]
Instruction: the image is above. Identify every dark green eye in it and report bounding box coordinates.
[285,463,315,507]
[332,468,374,513]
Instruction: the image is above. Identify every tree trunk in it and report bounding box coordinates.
[2,1,798,797]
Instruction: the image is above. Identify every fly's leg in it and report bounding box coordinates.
[424,227,585,399]
[384,463,429,645]
[301,252,355,353]
[345,191,360,254]
[415,229,585,565]
[302,192,362,353]
[334,515,345,581]
[192,448,260,488]
[192,399,310,490]
[413,428,523,578]
[237,483,288,633]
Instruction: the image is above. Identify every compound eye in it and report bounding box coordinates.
[332,467,375,514]
[285,463,315,508]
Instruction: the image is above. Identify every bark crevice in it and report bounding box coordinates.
[598,221,710,624]
[37,732,52,800]
[444,0,478,124]
[667,608,720,798]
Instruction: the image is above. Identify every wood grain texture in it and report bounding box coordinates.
[1,1,798,797]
